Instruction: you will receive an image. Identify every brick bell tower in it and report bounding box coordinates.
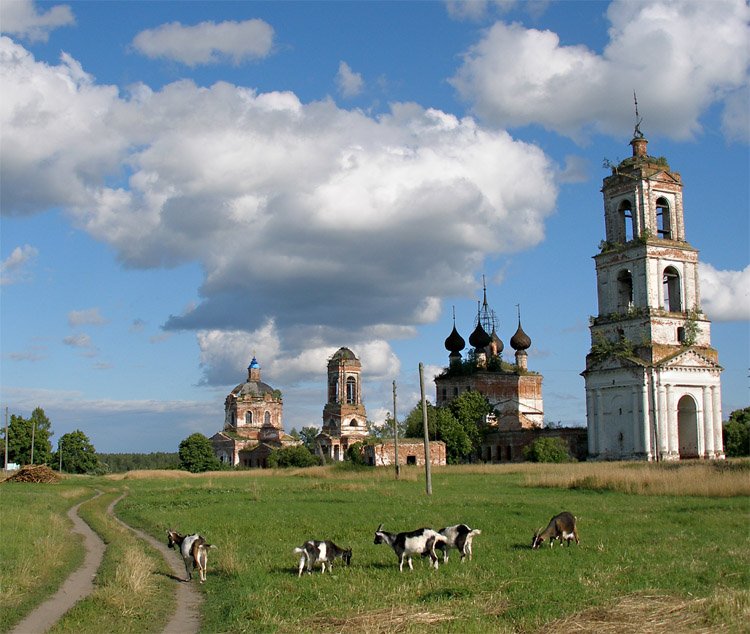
[582,113,724,461]
[317,347,368,461]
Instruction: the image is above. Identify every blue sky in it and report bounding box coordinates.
[1,0,748,454]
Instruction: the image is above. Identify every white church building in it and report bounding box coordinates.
[582,129,724,461]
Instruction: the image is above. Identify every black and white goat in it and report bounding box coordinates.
[531,512,579,549]
[166,529,216,583]
[435,524,482,563]
[293,540,352,577]
[373,524,446,572]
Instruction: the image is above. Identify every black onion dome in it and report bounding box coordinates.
[491,329,504,354]
[510,321,531,351]
[444,325,465,353]
[469,322,491,349]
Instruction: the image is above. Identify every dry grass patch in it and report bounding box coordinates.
[541,589,750,633]
[524,461,750,497]
[306,605,455,633]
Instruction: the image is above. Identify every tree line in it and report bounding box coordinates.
[3,404,748,474]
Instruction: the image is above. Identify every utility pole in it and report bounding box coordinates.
[30,412,36,465]
[392,380,400,480]
[59,437,63,473]
[4,407,8,471]
[419,363,432,496]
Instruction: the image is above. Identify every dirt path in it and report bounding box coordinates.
[108,495,202,634]
[9,491,202,634]
[9,491,106,634]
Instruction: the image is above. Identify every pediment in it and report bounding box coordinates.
[657,348,722,370]
[585,354,646,373]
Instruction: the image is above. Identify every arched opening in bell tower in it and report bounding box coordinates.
[616,269,633,310]
[346,376,357,404]
[656,197,672,239]
[662,267,682,312]
[619,200,634,241]
[677,395,699,458]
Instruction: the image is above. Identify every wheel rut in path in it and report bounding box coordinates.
[9,491,106,634]
[108,494,202,634]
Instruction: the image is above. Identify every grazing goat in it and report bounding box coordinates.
[166,529,216,583]
[293,540,352,577]
[531,512,579,549]
[373,524,446,572]
[435,524,482,563]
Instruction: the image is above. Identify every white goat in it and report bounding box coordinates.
[294,539,352,577]
[531,512,579,549]
[373,524,446,572]
[436,524,482,563]
[167,529,216,583]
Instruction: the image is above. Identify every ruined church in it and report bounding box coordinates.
[210,357,300,467]
[582,129,724,461]
[435,285,586,462]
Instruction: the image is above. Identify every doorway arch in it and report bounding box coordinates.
[677,395,699,458]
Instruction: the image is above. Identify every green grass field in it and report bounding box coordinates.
[3,462,749,633]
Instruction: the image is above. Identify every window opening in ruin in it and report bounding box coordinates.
[328,378,338,403]
[406,455,416,465]
[245,411,253,425]
[346,376,356,404]
[264,410,271,425]
[663,267,682,312]
[619,200,634,241]
[617,269,633,310]
[349,418,357,427]
[656,197,672,239]
[677,327,685,343]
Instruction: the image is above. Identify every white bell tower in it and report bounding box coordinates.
[583,124,724,461]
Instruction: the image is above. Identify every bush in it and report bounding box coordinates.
[723,408,750,457]
[346,442,367,465]
[267,445,320,468]
[178,433,222,472]
[524,437,575,463]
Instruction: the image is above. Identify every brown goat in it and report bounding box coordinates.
[531,512,579,549]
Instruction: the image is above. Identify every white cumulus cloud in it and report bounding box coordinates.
[699,263,750,322]
[0,0,74,42]
[1,38,558,387]
[450,0,750,141]
[68,308,108,327]
[336,61,364,98]
[1,243,38,284]
[132,19,274,66]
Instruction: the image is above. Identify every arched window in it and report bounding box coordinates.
[346,376,357,404]
[656,197,672,239]
[328,378,338,404]
[245,411,253,425]
[617,269,633,310]
[349,418,358,427]
[663,267,682,312]
[264,410,271,425]
[619,200,634,241]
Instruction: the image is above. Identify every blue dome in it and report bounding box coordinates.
[248,356,260,370]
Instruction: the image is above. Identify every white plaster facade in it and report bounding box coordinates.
[583,136,724,461]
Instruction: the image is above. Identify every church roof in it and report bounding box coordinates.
[330,347,358,361]
[231,379,278,398]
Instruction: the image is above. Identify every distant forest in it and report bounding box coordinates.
[98,452,180,473]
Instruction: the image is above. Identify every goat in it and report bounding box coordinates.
[373,524,446,572]
[435,524,482,563]
[293,539,352,577]
[166,529,216,583]
[531,512,579,549]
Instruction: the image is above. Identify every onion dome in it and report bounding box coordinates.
[490,329,504,355]
[444,325,465,353]
[510,320,531,351]
[469,321,491,350]
[248,356,260,370]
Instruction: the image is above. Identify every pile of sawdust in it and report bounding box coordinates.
[4,464,61,483]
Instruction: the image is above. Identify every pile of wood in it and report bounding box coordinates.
[4,464,61,483]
